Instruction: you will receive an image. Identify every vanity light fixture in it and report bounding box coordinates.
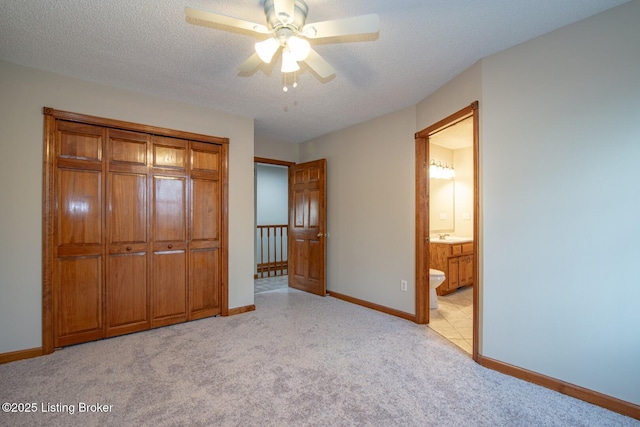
[429,160,456,179]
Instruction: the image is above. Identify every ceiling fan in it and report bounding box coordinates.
[185,0,380,80]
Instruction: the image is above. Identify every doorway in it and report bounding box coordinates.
[253,157,328,297]
[254,157,294,293]
[415,102,479,360]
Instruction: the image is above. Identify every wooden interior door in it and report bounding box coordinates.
[54,121,106,347]
[288,159,327,296]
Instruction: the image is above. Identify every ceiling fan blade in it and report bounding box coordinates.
[238,53,264,74]
[273,0,295,25]
[303,14,380,39]
[303,48,336,79]
[185,7,270,34]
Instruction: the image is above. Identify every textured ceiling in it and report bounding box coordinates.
[0,0,629,143]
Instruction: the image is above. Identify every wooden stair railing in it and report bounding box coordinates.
[256,224,288,278]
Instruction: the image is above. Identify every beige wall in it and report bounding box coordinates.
[254,136,299,163]
[479,0,640,404]
[299,106,417,314]
[0,61,256,354]
[416,61,483,131]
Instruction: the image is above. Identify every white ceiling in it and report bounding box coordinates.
[0,0,629,143]
[430,116,473,150]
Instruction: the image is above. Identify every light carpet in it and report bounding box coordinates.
[0,288,637,426]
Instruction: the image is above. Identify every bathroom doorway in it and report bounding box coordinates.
[414,102,479,360]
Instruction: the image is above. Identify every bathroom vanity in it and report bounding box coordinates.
[430,240,474,295]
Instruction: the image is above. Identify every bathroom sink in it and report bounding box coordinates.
[431,236,473,243]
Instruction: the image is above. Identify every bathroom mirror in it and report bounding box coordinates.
[429,177,455,233]
[428,140,455,233]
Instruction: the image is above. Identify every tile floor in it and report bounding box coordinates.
[428,286,473,354]
[254,274,288,293]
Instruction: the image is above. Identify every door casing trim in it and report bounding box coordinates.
[414,101,479,361]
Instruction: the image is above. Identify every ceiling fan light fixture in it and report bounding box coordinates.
[255,37,280,63]
[281,48,300,73]
[186,0,380,82]
[287,36,310,61]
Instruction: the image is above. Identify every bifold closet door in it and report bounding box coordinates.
[189,141,222,319]
[54,121,106,347]
[106,129,150,337]
[150,136,188,328]
[48,110,227,350]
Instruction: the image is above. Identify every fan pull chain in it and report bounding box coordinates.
[283,71,298,92]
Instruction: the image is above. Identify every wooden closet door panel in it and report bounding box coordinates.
[153,176,186,243]
[190,249,220,319]
[106,130,150,336]
[107,173,149,336]
[152,251,187,326]
[191,178,219,242]
[55,122,106,347]
[107,253,147,334]
[107,129,149,254]
[56,170,103,342]
[153,139,186,170]
[190,142,220,175]
[57,122,103,161]
[152,167,187,327]
[58,169,102,246]
[55,256,104,347]
[108,131,147,166]
[189,142,221,318]
[109,173,147,244]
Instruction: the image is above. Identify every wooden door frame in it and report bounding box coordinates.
[43,107,229,354]
[414,101,480,361]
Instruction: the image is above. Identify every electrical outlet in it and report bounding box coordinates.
[400,280,408,292]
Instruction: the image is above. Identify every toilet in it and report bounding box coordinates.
[429,268,446,309]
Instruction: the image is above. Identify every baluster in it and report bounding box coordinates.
[268,226,272,277]
[259,226,265,278]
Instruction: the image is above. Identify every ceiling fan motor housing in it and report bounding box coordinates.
[264,0,309,32]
